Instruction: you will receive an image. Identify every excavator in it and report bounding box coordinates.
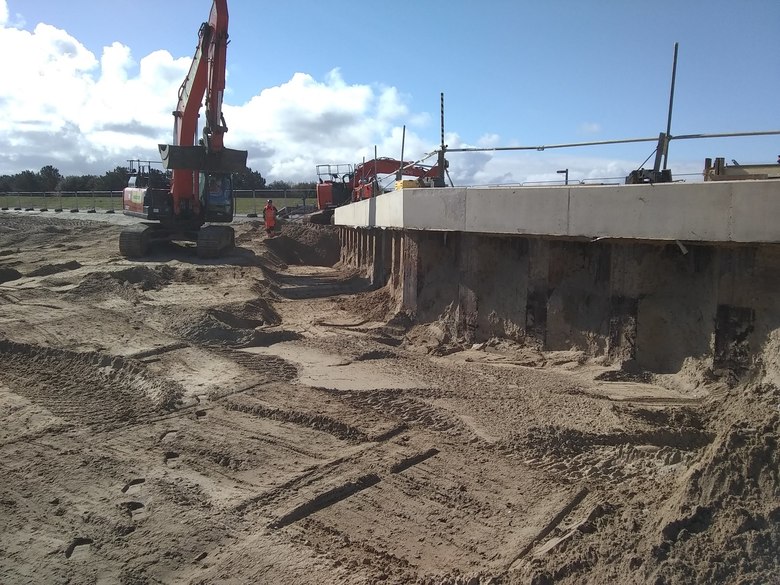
[119,0,248,258]
[312,157,444,224]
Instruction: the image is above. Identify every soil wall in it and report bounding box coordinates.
[339,227,780,374]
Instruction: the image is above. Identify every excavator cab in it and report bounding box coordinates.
[315,163,354,210]
[199,172,234,223]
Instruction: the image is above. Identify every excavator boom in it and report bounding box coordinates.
[160,0,247,207]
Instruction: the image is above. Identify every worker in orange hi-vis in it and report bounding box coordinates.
[263,199,278,237]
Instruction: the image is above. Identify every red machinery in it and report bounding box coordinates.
[313,157,443,223]
[120,0,248,258]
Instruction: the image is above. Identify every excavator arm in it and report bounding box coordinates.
[353,158,441,182]
[158,0,247,217]
[351,158,442,199]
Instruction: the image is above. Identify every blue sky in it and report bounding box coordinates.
[1,0,778,184]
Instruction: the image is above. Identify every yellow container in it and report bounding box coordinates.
[395,179,420,190]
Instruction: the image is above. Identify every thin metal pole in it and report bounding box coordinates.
[397,125,406,180]
[438,92,446,188]
[446,136,660,153]
[440,92,445,150]
[672,130,780,140]
[663,42,679,170]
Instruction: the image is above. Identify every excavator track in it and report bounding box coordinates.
[119,224,151,258]
[197,225,235,259]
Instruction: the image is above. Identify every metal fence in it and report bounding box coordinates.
[0,191,122,214]
[0,188,317,216]
[240,189,315,217]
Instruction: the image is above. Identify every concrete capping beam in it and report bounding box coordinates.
[333,179,780,243]
[567,183,732,241]
[463,187,568,236]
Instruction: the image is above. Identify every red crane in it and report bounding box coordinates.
[313,157,444,223]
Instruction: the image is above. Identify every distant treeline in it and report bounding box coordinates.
[0,165,315,193]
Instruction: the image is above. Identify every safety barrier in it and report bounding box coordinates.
[0,191,121,214]
[0,189,317,217]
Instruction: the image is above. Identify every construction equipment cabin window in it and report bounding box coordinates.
[199,173,233,215]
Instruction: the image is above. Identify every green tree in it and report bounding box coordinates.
[59,175,93,192]
[13,170,41,192]
[38,165,62,191]
[0,164,289,193]
[147,168,169,188]
[86,175,103,191]
[232,167,266,190]
[100,166,131,191]
[291,181,316,190]
[266,179,291,191]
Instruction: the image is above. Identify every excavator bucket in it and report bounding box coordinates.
[158,144,248,173]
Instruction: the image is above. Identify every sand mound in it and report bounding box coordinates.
[515,376,780,584]
[112,265,176,289]
[642,384,780,585]
[27,260,82,277]
[0,339,184,422]
[66,265,175,300]
[265,223,340,266]
[162,299,292,348]
[337,285,396,323]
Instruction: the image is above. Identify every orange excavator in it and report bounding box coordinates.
[312,157,444,224]
[120,0,248,258]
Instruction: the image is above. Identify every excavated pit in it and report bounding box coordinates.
[0,213,778,585]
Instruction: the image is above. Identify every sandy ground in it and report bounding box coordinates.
[0,211,778,585]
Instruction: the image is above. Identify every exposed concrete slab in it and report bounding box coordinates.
[465,188,568,235]
[567,184,732,241]
[408,187,466,231]
[731,185,780,242]
[334,179,780,243]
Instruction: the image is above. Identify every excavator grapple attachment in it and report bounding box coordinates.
[159,144,248,173]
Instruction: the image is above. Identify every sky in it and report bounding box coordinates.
[0,0,778,186]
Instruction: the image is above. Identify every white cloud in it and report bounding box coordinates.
[0,14,431,182]
[0,9,691,186]
[440,133,647,187]
[0,16,201,175]
[579,122,602,135]
[207,69,429,181]
[477,133,501,148]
